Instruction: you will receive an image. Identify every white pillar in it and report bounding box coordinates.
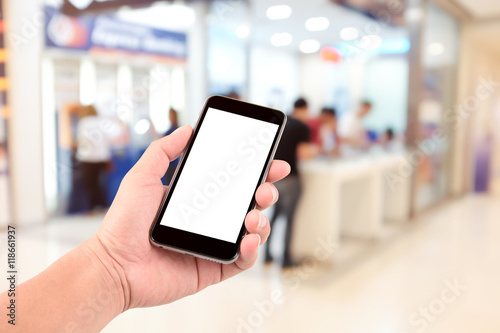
[186,2,209,125]
[4,0,47,225]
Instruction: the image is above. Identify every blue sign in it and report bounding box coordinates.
[44,6,187,60]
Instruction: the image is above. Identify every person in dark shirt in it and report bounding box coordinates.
[264,98,318,268]
[275,117,310,175]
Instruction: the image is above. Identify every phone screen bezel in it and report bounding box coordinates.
[149,95,287,262]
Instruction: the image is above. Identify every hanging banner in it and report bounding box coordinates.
[44,6,187,60]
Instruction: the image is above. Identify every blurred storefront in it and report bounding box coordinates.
[3,2,500,332]
[4,0,497,228]
[41,5,189,214]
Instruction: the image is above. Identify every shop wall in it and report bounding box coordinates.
[362,56,409,134]
[249,46,300,113]
[493,97,500,194]
[300,53,409,134]
[207,25,246,96]
[300,53,361,116]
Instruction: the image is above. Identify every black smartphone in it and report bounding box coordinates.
[150,96,287,263]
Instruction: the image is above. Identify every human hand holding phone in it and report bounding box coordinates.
[0,119,289,333]
[95,125,290,310]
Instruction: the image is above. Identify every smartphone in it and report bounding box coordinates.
[149,96,287,263]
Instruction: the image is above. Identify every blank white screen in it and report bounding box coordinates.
[160,108,279,243]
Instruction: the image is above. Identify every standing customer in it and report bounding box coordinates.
[264,98,318,268]
[76,105,111,212]
[338,100,372,149]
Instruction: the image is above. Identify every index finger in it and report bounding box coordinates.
[265,160,290,183]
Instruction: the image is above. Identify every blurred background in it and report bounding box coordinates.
[1,0,500,332]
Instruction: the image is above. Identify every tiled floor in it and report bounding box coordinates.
[2,194,500,333]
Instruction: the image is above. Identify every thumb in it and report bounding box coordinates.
[131,125,193,178]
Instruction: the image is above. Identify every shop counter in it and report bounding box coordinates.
[290,150,411,260]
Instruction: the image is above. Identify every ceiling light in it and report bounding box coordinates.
[359,35,382,50]
[427,42,444,56]
[300,39,320,53]
[305,17,329,31]
[266,5,292,20]
[405,7,424,23]
[270,33,292,47]
[236,25,250,38]
[340,27,359,41]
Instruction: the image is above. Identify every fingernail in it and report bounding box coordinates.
[172,125,189,135]
[257,212,264,229]
[270,185,278,202]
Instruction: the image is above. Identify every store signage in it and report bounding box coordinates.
[44,6,187,60]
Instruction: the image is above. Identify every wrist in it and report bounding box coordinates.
[82,235,131,314]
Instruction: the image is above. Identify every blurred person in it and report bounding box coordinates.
[379,127,404,151]
[339,100,373,149]
[291,97,309,122]
[0,126,290,332]
[60,102,95,214]
[264,98,319,268]
[165,108,180,136]
[76,105,111,212]
[293,97,315,134]
[0,144,5,162]
[163,108,180,185]
[317,107,341,156]
[60,103,130,150]
[294,96,322,148]
[379,128,394,146]
[60,103,130,214]
[227,90,241,100]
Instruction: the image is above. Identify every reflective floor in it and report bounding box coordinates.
[2,194,500,333]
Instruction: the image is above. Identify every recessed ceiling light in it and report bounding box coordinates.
[236,25,250,38]
[305,17,329,31]
[359,35,382,50]
[427,42,444,56]
[405,7,424,22]
[300,39,321,53]
[266,5,292,20]
[340,27,359,41]
[270,33,292,47]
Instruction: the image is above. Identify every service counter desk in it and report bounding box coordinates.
[291,150,411,261]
